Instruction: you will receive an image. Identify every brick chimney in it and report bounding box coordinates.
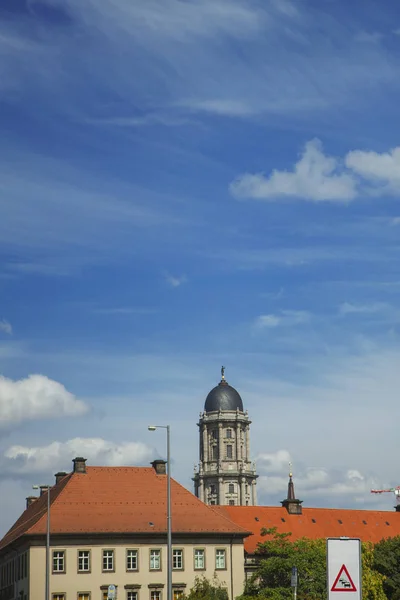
[40,485,51,497]
[55,471,68,485]
[26,496,38,509]
[72,457,87,474]
[151,460,167,475]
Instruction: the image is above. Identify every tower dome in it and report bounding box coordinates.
[204,367,244,412]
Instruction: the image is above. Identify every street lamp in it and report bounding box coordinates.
[148,425,172,600]
[33,484,51,600]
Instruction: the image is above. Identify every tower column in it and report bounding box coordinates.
[218,477,224,505]
[240,477,246,504]
[245,425,250,461]
[236,423,241,461]
[203,424,208,463]
[251,480,257,506]
[218,422,223,463]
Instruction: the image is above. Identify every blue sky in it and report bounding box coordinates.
[2,0,400,534]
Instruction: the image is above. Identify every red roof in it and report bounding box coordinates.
[218,506,400,554]
[0,467,248,551]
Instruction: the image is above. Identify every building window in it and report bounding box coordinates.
[226,445,233,459]
[102,550,114,572]
[127,549,138,571]
[228,483,234,494]
[127,593,138,600]
[229,500,235,505]
[226,429,232,439]
[52,551,65,573]
[150,592,161,600]
[211,445,218,460]
[215,549,226,570]
[173,549,183,570]
[211,430,218,439]
[78,594,90,600]
[150,549,161,571]
[78,550,90,572]
[52,595,65,600]
[210,484,216,494]
[173,591,184,600]
[194,549,205,570]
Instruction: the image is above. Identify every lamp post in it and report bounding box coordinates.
[148,425,172,600]
[33,484,51,600]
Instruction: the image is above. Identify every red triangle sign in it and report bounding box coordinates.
[331,564,357,592]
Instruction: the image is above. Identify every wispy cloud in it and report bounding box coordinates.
[339,302,388,316]
[164,273,187,288]
[0,320,12,335]
[255,310,310,329]
[231,139,400,202]
[92,307,157,315]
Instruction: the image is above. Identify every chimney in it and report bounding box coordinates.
[281,468,303,515]
[55,471,68,485]
[26,496,38,509]
[151,460,167,475]
[72,457,87,474]
[40,485,51,497]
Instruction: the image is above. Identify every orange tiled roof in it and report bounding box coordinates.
[0,467,249,551]
[218,506,400,554]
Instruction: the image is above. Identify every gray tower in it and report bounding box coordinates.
[193,368,258,506]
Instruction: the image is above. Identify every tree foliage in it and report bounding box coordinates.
[185,576,229,600]
[373,536,400,600]
[238,528,388,600]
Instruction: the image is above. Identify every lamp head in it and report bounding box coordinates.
[148,426,157,431]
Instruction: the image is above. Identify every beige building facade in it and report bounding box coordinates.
[0,458,249,600]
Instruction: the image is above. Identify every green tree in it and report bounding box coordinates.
[241,527,326,600]
[184,576,229,600]
[362,542,386,600]
[373,536,400,600]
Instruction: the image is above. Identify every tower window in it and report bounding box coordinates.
[228,484,234,494]
[226,445,233,459]
[226,428,233,439]
[229,500,235,505]
[210,485,216,494]
[211,445,218,460]
[211,430,218,439]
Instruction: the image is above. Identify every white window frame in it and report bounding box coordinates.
[102,549,114,572]
[52,551,65,573]
[215,549,226,570]
[127,549,138,571]
[150,549,161,571]
[194,549,205,570]
[172,549,183,570]
[78,550,90,572]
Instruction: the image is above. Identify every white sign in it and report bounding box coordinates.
[107,585,116,600]
[327,538,361,600]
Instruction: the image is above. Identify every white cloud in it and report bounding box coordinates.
[355,31,384,44]
[256,451,379,505]
[0,320,12,335]
[345,146,400,190]
[0,374,88,427]
[391,217,400,225]
[231,140,400,202]
[165,273,187,288]
[255,310,310,328]
[231,140,357,202]
[339,302,388,315]
[181,98,254,117]
[2,437,154,475]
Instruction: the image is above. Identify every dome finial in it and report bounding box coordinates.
[221,365,225,380]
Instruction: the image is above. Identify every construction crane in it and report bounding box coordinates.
[371,486,400,505]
